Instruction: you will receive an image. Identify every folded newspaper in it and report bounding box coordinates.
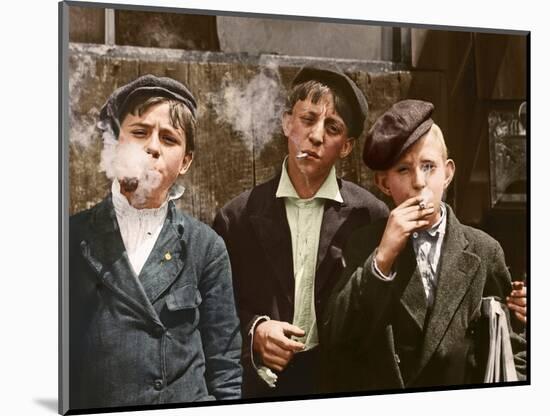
[482,297,518,382]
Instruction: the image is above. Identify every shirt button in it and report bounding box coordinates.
[153,379,164,391]
[412,232,419,239]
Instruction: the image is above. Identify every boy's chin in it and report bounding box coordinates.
[422,208,442,229]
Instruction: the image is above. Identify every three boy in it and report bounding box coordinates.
[69,72,526,408]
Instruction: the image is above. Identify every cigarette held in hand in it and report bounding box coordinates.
[419,188,434,210]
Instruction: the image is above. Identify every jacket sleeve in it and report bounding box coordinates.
[198,234,243,400]
[320,237,398,393]
[323,249,394,351]
[212,210,259,370]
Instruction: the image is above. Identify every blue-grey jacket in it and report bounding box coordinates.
[68,195,242,411]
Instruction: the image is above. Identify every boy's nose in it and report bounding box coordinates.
[146,131,161,159]
[412,167,427,189]
[308,120,324,146]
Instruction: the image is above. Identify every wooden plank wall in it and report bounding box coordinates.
[68,44,446,225]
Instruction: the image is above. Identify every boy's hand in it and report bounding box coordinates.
[253,320,305,372]
[376,196,435,275]
[507,281,527,324]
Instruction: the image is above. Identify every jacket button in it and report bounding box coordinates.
[153,379,164,391]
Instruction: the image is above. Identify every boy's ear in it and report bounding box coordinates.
[282,112,291,137]
[339,139,354,159]
[179,152,194,175]
[444,158,456,189]
[375,171,392,196]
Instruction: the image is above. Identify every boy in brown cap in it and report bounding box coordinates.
[320,99,526,392]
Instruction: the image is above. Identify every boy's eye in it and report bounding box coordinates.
[162,135,178,145]
[300,116,315,125]
[421,162,435,172]
[397,166,409,174]
[131,129,147,138]
[326,123,343,135]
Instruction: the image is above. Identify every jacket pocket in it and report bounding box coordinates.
[162,284,202,336]
[166,284,202,311]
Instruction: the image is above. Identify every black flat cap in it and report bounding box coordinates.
[98,74,197,137]
[292,66,368,139]
[363,99,435,170]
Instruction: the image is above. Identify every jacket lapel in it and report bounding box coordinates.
[314,198,351,297]
[137,204,186,304]
[79,196,163,327]
[249,194,294,307]
[397,242,429,332]
[412,206,481,381]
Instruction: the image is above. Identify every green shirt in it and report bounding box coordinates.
[275,158,343,350]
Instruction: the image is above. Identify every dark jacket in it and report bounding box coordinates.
[69,195,242,410]
[212,174,388,398]
[321,204,526,393]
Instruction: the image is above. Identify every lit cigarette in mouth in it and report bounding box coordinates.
[120,177,139,193]
[296,151,308,159]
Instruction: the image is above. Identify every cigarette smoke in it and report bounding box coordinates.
[420,187,434,204]
[99,124,162,207]
[69,54,100,148]
[209,65,285,154]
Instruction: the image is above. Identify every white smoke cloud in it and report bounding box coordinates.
[99,125,162,208]
[209,65,285,154]
[69,54,100,148]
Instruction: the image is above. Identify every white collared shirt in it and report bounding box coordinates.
[275,157,343,350]
[111,180,185,275]
[411,204,447,306]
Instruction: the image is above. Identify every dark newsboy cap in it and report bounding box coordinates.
[362,99,435,170]
[98,74,197,137]
[292,66,368,139]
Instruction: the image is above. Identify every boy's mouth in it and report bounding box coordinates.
[120,177,139,193]
[296,150,320,160]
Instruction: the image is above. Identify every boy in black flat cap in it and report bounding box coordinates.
[69,75,242,410]
[213,66,388,398]
[321,99,526,392]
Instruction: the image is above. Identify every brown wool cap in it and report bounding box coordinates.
[362,99,435,170]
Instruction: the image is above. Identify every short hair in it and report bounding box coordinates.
[284,80,355,138]
[119,94,196,154]
[429,123,448,160]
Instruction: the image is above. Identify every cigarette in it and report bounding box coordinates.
[296,152,308,159]
[120,177,139,193]
[419,188,433,210]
